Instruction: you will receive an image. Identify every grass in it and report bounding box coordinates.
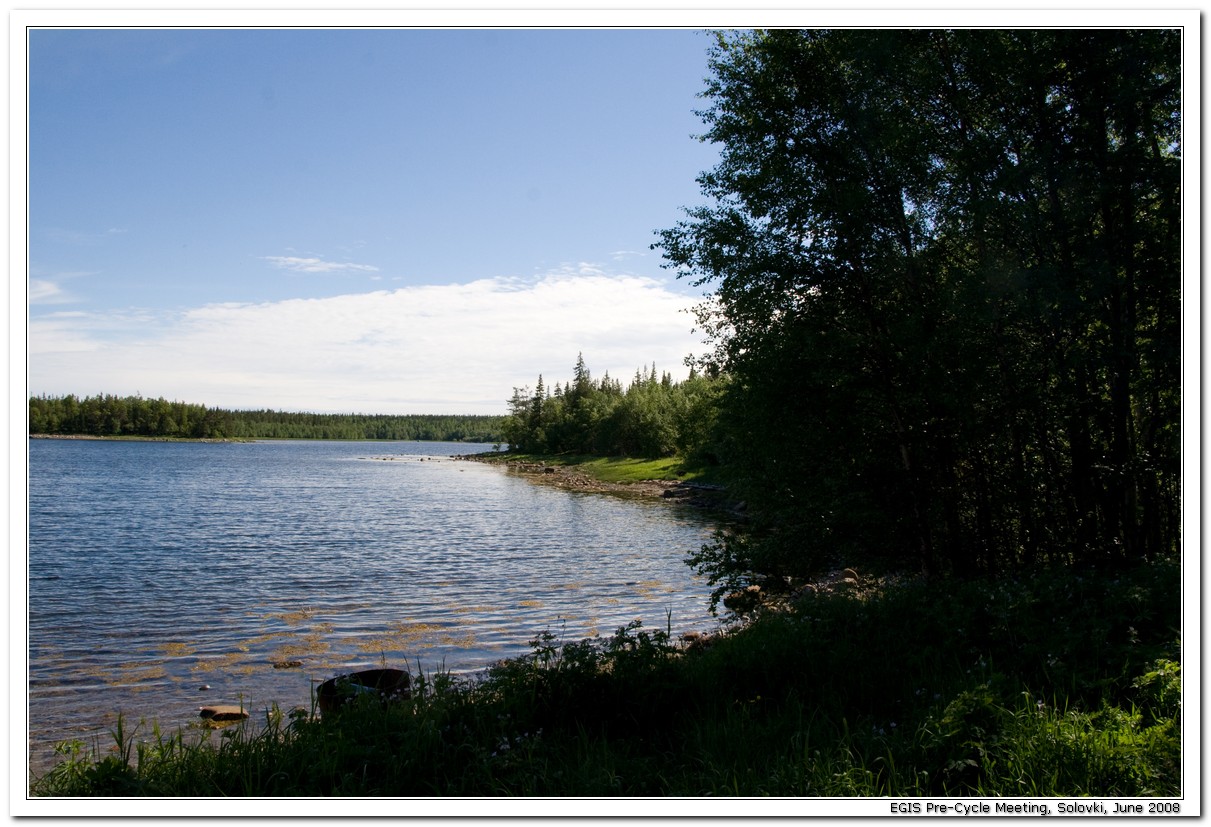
[474,451,728,486]
[29,559,1181,797]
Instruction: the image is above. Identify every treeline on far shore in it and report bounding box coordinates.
[27,394,506,443]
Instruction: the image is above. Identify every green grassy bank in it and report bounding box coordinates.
[470,451,728,487]
[31,559,1180,797]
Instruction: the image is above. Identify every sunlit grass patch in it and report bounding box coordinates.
[487,452,723,485]
[578,456,685,483]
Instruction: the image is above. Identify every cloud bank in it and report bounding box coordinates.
[28,273,706,415]
[260,256,380,273]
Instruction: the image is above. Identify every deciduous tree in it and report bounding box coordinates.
[657,29,1181,581]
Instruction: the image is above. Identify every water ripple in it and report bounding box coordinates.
[26,440,720,774]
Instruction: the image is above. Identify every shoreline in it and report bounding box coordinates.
[457,452,743,516]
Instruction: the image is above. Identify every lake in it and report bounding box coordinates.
[25,438,720,777]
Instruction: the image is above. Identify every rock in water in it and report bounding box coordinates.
[316,668,410,716]
[199,705,250,722]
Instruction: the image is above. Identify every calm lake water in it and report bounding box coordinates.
[25,439,719,776]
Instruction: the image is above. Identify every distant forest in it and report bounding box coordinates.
[28,394,506,443]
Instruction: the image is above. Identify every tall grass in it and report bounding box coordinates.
[30,559,1180,797]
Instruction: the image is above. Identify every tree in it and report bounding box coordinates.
[657,29,1180,583]
[528,375,548,452]
[499,356,724,459]
[29,395,506,442]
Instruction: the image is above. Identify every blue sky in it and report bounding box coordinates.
[27,28,723,414]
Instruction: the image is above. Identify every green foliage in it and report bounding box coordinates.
[501,355,725,459]
[916,683,1181,796]
[28,393,233,439]
[28,394,505,442]
[27,31,1186,800]
[1132,657,1182,725]
[577,456,696,484]
[30,562,1179,797]
[656,29,1182,584]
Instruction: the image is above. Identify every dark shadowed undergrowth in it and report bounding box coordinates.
[30,559,1181,797]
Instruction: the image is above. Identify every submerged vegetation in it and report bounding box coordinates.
[30,561,1179,797]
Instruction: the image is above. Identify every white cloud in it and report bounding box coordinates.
[540,261,610,278]
[29,279,65,303]
[28,269,99,305]
[261,255,379,274]
[42,227,127,245]
[27,273,706,415]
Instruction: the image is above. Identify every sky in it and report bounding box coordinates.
[26,27,724,414]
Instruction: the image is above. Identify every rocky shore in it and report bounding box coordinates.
[457,454,743,516]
